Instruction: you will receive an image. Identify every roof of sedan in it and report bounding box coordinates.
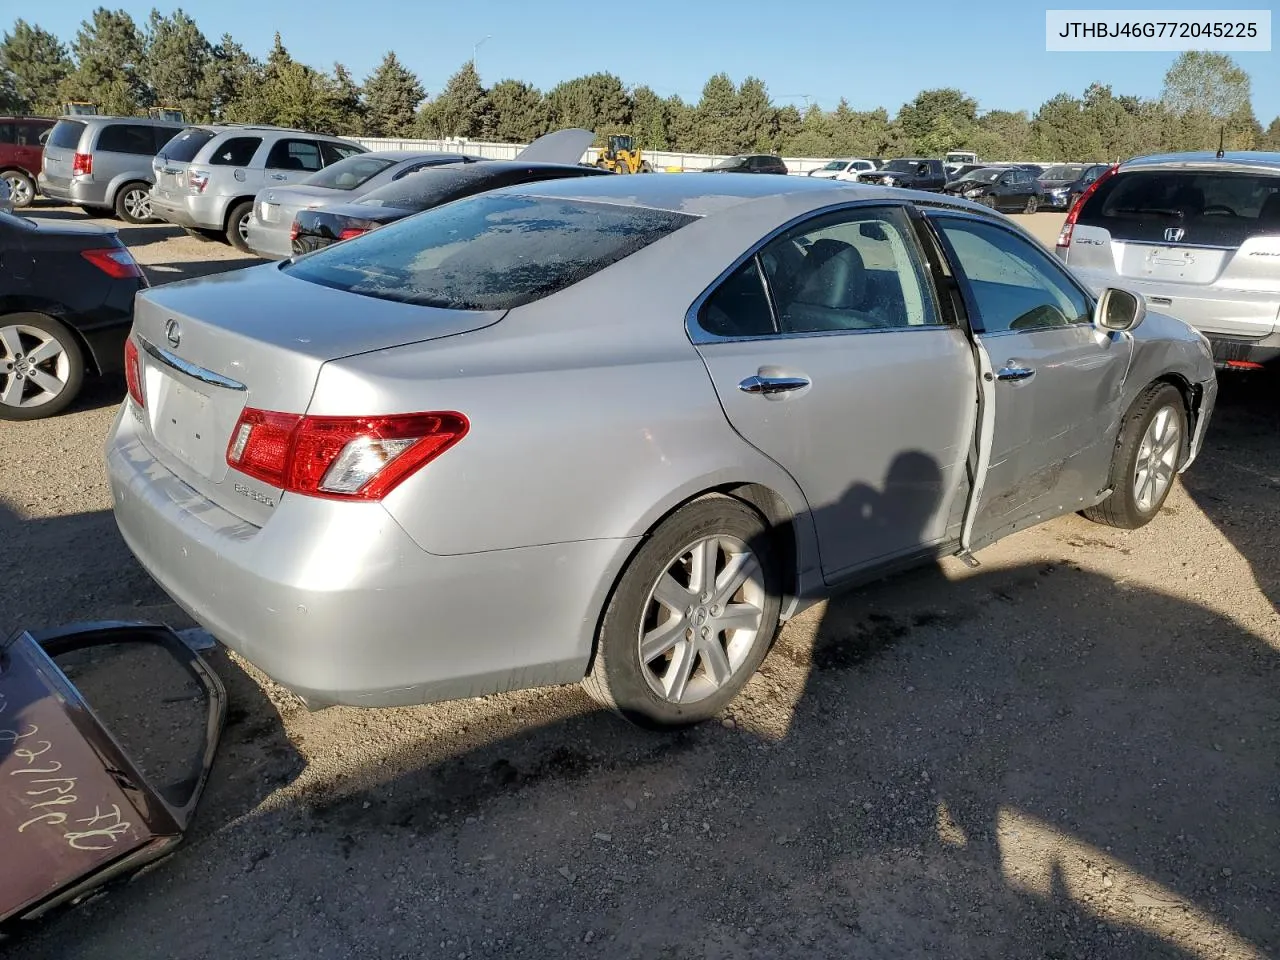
[1120,150,1280,172]
[507,171,874,215]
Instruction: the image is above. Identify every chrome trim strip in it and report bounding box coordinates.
[139,337,246,391]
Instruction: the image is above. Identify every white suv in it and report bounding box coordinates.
[148,125,366,251]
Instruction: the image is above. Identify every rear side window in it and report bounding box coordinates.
[1082,170,1280,246]
[96,124,159,155]
[160,127,216,162]
[0,122,13,144]
[266,139,323,172]
[209,136,262,166]
[47,120,86,150]
[283,193,696,311]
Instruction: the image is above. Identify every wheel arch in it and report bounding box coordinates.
[105,175,153,208]
[1145,372,1199,455]
[223,195,256,232]
[0,303,100,374]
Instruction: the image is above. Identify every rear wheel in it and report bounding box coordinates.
[0,313,85,421]
[1,170,36,208]
[225,201,254,253]
[1023,194,1039,214]
[1083,383,1187,529]
[583,494,782,728]
[114,182,156,224]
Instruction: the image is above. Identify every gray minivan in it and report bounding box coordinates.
[38,116,184,223]
[149,125,366,251]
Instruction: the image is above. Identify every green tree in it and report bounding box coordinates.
[783,103,835,157]
[773,103,802,152]
[735,76,777,152]
[202,34,260,122]
[415,61,490,138]
[328,62,365,134]
[362,52,424,137]
[692,73,738,153]
[60,8,150,115]
[1031,92,1101,160]
[1162,51,1251,119]
[1260,117,1280,151]
[488,79,547,142]
[0,20,72,114]
[972,109,1031,159]
[664,94,696,152]
[544,72,630,141]
[144,9,211,121]
[629,84,668,150]
[896,88,977,152]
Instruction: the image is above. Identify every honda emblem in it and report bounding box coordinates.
[1164,227,1185,243]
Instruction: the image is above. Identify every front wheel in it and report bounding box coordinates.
[583,494,782,728]
[1083,383,1187,529]
[0,313,85,421]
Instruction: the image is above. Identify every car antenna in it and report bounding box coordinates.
[1216,126,1225,159]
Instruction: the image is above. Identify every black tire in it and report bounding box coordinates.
[0,312,86,421]
[1,169,36,208]
[1082,383,1188,529]
[640,161,653,173]
[1023,194,1039,214]
[225,200,254,253]
[583,494,783,728]
[114,181,156,224]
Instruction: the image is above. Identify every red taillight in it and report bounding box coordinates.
[290,221,301,241]
[124,337,144,407]
[338,227,368,241]
[1225,360,1265,370]
[72,152,92,176]
[81,247,143,279]
[1057,164,1119,250]
[187,171,209,193]
[226,408,469,501]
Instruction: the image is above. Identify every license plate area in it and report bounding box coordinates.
[259,201,278,222]
[149,373,216,476]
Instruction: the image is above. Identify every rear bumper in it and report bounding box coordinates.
[244,217,292,260]
[37,174,108,206]
[1206,331,1280,369]
[148,192,226,231]
[105,407,633,708]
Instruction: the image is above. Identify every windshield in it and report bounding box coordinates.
[159,127,215,162]
[1042,164,1085,181]
[707,156,748,171]
[820,160,849,171]
[883,159,921,173]
[305,155,396,190]
[962,167,1008,183]
[283,193,696,311]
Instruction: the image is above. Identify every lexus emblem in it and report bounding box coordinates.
[164,319,181,348]
[1164,227,1186,243]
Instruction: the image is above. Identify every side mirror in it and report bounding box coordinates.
[1095,287,1146,333]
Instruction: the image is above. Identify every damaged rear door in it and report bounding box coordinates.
[929,212,1132,545]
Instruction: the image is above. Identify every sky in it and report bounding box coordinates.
[25,1,1280,123]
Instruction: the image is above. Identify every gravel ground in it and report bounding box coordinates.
[1,206,1277,959]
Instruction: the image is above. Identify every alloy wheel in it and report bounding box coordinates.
[123,187,152,221]
[1133,405,1181,512]
[2,173,33,207]
[0,324,71,410]
[638,534,766,704]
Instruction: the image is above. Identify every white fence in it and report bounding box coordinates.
[349,136,836,174]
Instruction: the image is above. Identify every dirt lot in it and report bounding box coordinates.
[1,205,1277,959]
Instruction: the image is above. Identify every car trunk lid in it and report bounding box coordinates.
[129,264,504,525]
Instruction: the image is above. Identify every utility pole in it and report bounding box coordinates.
[473,35,492,76]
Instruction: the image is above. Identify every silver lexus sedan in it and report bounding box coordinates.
[107,174,1218,727]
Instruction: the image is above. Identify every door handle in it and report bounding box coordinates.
[738,374,811,395]
[269,173,288,181]
[996,365,1035,382]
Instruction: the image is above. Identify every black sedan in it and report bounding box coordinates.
[702,155,790,175]
[941,166,1045,213]
[1037,163,1112,210]
[1,211,146,419]
[290,161,611,255]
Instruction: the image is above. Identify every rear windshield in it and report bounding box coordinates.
[1081,169,1280,246]
[306,155,395,190]
[47,120,85,150]
[159,127,216,162]
[283,193,696,311]
[353,167,476,211]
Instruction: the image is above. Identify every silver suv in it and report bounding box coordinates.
[38,115,185,222]
[149,125,367,251]
[1058,151,1280,369]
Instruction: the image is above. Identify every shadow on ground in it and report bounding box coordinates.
[2,382,1278,958]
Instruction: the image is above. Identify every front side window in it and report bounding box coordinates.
[266,139,323,172]
[283,193,695,311]
[936,217,1091,333]
[209,136,262,166]
[759,207,940,334]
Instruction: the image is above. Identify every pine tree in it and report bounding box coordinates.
[144,9,212,121]
[60,8,150,115]
[362,52,424,138]
[487,79,547,143]
[0,20,72,114]
[416,61,489,139]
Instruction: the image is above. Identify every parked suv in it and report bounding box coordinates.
[855,158,948,191]
[0,116,55,208]
[149,125,367,250]
[38,116,184,222]
[1058,152,1280,370]
[703,155,790,175]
